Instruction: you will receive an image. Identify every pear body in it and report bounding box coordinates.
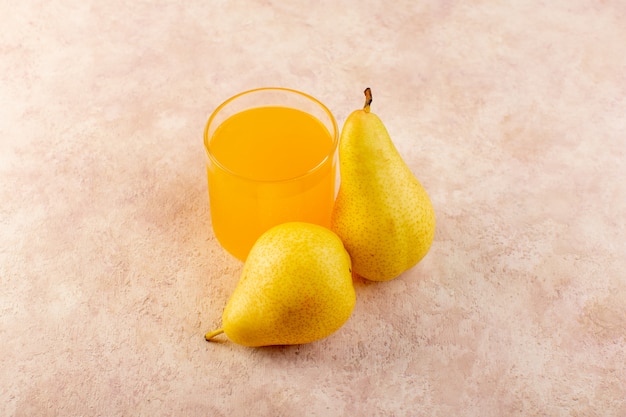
[331,108,435,281]
[221,222,355,347]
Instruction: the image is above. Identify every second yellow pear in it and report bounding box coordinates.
[331,88,436,281]
[206,222,355,347]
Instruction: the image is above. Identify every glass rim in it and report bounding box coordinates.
[203,87,338,184]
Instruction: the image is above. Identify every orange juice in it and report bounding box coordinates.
[205,99,337,261]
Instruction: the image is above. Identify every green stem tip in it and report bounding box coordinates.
[205,328,224,341]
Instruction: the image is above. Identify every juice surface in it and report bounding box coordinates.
[207,106,336,261]
[210,106,334,181]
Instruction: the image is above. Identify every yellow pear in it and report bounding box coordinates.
[331,88,435,281]
[205,222,355,347]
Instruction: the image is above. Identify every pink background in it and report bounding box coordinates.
[1,1,625,415]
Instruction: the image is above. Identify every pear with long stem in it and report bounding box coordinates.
[331,88,435,281]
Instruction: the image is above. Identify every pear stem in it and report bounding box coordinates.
[205,328,225,341]
[363,87,372,113]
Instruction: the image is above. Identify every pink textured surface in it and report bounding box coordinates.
[1,1,625,415]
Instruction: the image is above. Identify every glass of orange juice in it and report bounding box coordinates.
[204,87,338,261]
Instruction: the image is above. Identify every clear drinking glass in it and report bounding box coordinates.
[204,87,338,261]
